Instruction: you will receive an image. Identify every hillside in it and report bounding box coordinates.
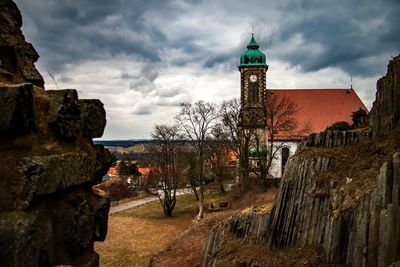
[202,56,400,266]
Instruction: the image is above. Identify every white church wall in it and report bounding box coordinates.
[269,141,300,178]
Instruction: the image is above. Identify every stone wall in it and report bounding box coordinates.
[0,1,111,266]
[301,128,371,149]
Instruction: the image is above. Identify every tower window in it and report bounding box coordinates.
[249,83,258,103]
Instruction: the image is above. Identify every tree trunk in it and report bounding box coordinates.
[161,191,176,217]
[196,189,204,221]
[220,183,225,194]
[164,208,172,217]
[192,186,199,201]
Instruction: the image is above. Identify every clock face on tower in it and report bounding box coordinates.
[249,74,257,83]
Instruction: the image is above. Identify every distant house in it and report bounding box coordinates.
[107,167,118,176]
[137,167,152,185]
[138,167,151,176]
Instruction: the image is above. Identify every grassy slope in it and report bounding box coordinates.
[95,191,229,267]
[149,187,279,267]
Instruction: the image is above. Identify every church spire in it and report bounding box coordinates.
[247,32,259,50]
[240,32,266,66]
[350,74,353,89]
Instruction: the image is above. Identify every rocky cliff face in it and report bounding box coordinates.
[0,0,44,87]
[0,1,111,266]
[202,56,400,267]
[370,56,400,137]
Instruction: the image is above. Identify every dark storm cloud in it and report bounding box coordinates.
[49,0,120,26]
[129,77,154,93]
[268,0,400,76]
[141,63,161,81]
[203,0,399,76]
[118,72,135,80]
[268,0,398,76]
[16,0,400,79]
[204,52,236,68]
[16,0,173,73]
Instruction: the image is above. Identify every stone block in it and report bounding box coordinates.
[393,152,400,207]
[0,211,53,267]
[377,161,394,208]
[47,89,81,141]
[0,1,44,87]
[0,83,34,136]
[80,99,106,138]
[93,144,112,183]
[94,194,110,241]
[378,206,395,267]
[16,153,94,208]
[21,65,43,83]
[48,189,107,265]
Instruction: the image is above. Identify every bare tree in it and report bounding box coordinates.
[262,92,310,180]
[183,151,200,200]
[175,101,219,221]
[220,96,309,187]
[219,98,257,188]
[150,123,184,217]
[209,125,230,193]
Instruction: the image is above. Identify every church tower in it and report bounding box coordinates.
[239,33,268,134]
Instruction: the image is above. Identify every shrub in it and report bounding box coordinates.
[325,121,351,131]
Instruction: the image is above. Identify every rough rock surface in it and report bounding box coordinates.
[0,1,111,266]
[301,127,371,149]
[0,0,44,87]
[370,56,400,137]
[202,56,400,267]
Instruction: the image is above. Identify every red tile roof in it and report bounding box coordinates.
[107,167,118,175]
[138,167,151,176]
[268,89,367,140]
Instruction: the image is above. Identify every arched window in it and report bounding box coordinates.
[249,83,258,103]
[281,147,290,176]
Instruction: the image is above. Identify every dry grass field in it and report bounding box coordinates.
[95,192,230,267]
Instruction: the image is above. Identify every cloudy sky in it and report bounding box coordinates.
[15,0,400,140]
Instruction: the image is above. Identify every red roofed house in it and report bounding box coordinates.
[107,167,118,176]
[239,34,367,178]
[137,167,152,184]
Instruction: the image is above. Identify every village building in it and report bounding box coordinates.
[239,34,367,178]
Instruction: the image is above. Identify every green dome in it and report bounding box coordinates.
[239,34,266,66]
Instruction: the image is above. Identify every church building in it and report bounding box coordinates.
[239,33,367,178]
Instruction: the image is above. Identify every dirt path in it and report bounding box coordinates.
[109,188,193,215]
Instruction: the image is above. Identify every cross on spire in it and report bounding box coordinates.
[351,74,353,89]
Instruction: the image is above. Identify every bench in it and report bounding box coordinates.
[208,201,230,212]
